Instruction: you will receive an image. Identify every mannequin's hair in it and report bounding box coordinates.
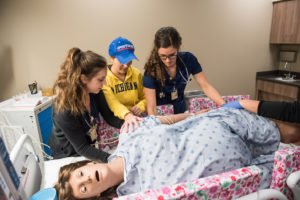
[54,160,118,200]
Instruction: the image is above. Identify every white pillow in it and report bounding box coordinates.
[42,156,87,189]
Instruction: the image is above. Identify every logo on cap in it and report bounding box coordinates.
[117,44,134,52]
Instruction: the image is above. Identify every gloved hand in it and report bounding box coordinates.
[222,100,243,109]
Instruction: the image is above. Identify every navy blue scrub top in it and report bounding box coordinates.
[143,52,202,114]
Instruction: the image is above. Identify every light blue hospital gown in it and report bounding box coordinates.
[109,108,280,196]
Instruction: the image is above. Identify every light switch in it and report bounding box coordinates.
[279,51,297,62]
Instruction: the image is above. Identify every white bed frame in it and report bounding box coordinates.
[287,170,300,200]
[10,134,42,199]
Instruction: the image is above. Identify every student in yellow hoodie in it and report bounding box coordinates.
[103,37,146,123]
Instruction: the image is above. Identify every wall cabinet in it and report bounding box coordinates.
[270,0,300,44]
[256,79,300,101]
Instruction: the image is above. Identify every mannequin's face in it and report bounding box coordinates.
[157,46,178,68]
[69,162,110,199]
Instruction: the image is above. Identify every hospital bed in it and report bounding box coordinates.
[11,95,300,199]
[9,132,298,200]
[41,136,300,200]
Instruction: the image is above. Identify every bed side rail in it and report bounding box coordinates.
[114,165,262,200]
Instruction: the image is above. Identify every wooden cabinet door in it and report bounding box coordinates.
[256,80,299,102]
[270,0,300,44]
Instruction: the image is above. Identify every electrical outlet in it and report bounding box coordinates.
[280,51,297,62]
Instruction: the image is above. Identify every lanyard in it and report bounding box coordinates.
[177,55,190,84]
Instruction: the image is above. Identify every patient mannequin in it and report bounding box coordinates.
[54,108,300,200]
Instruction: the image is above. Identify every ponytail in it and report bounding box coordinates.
[54,48,107,115]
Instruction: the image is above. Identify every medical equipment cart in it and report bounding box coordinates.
[0,94,54,171]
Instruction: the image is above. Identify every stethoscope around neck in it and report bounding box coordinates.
[178,55,192,83]
[159,55,192,99]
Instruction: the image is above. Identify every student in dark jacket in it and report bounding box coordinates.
[48,47,144,162]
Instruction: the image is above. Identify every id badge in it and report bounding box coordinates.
[171,90,178,100]
[89,126,98,142]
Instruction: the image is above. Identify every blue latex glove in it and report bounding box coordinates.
[222,100,243,109]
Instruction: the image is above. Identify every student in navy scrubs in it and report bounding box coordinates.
[143,26,225,114]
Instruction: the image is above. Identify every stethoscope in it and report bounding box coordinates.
[159,55,192,99]
[178,55,192,84]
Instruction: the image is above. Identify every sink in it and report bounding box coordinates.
[272,77,299,82]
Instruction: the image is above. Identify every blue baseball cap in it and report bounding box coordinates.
[108,37,138,64]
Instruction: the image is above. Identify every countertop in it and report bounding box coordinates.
[256,70,300,87]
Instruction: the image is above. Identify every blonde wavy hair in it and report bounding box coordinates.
[144,26,182,87]
[54,160,118,200]
[54,47,107,115]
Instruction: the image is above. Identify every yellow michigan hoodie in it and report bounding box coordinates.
[102,64,146,119]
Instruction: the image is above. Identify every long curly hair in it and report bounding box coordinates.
[53,48,107,115]
[54,160,118,200]
[144,26,182,87]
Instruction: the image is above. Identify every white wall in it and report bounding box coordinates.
[0,0,277,101]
